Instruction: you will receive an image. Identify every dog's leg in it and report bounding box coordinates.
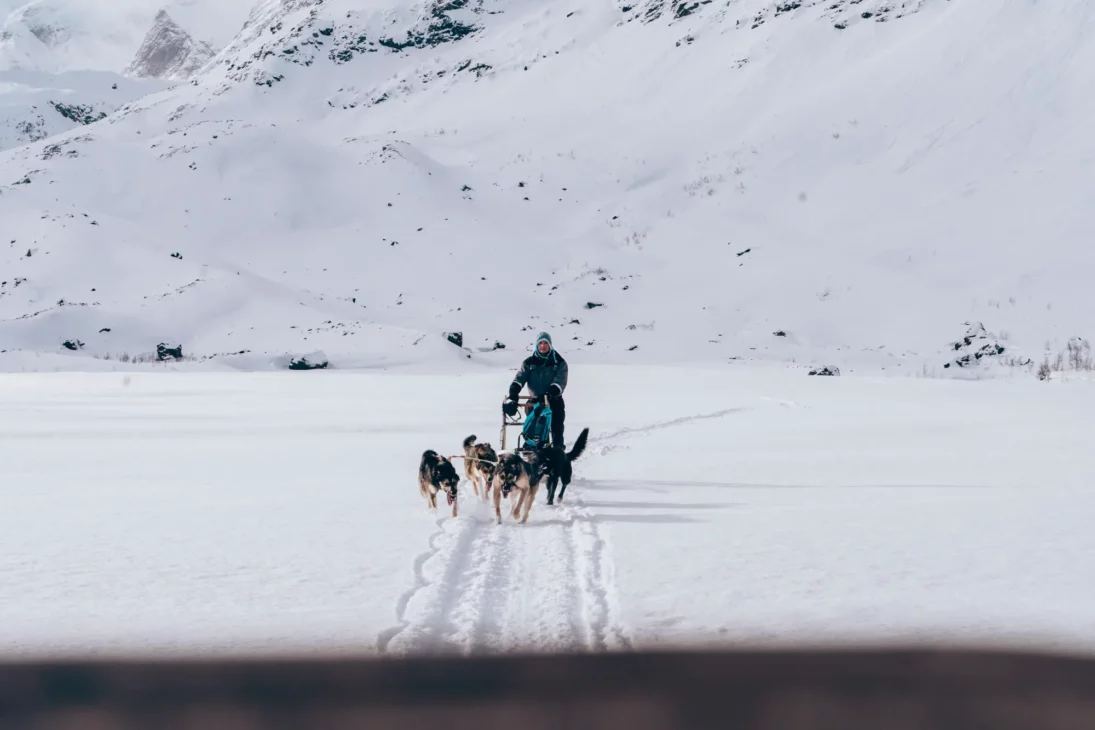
[490,477,501,523]
[557,478,568,502]
[510,490,524,520]
[452,495,458,519]
[546,476,557,506]
[521,483,540,523]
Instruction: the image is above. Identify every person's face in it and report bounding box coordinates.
[537,340,551,355]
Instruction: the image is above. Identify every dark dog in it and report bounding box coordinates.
[462,435,497,500]
[419,450,460,518]
[540,427,589,505]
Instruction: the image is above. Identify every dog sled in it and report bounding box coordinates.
[500,394,551,451]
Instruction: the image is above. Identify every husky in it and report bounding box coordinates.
[419,450,460,518]
[462,434,498,500]
[491,450,547,524]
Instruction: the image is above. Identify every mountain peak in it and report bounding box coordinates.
[124,8,215,80]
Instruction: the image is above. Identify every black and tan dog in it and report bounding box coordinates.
[491,450,547,525]
[419,450,460,518]
[490,427,589,521]
[462,434,497,500]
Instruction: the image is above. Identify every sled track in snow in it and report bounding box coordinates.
[589,408,745,445]
[379,409,744,655]
[379,491,632,656]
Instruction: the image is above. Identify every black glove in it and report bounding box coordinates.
[503,399,518,417]
[547,383,562,401]
[508,382,521,400]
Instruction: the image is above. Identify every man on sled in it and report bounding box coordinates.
[503,331,568,450]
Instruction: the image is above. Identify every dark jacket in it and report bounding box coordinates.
[511,351,568,399]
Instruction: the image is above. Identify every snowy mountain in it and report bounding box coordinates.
[124,10,215,80]
[0,68,168,150]
[0,0,251,73]
[1,0,1093,374]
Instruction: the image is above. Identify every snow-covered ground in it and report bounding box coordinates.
[3,366,1093,658]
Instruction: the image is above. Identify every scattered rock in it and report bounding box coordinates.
[808,367,840,376]
[446,332,463,347]
[773,330,787,337]
[289,355,328,370]
[62,339,84,351]
[157,343,183,361]
[170,252,182,259]
[585,302,603,309]
[50,102,107,126]
[943,321,1010,370]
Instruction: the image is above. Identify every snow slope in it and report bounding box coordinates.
[1,0,1094,374]
[0,0,253,74]
[2,367,1093,657]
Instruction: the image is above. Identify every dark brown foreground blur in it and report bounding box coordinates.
[3,649,1095,729]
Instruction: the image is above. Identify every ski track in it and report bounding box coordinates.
[379,410,745,655]
[380,488,630,656]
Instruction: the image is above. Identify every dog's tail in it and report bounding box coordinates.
[463,434,477,451]
[567,428,590,462]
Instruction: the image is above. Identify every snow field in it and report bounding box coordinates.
[2,365,1094,658]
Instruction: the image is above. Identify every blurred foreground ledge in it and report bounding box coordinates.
[2,648,1095,729]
